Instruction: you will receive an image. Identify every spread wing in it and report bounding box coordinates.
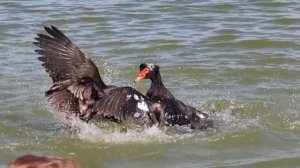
[34,26,106,118]
[93,87,150,121]
[34,25,105,88]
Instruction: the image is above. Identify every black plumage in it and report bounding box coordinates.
[135,63,213,129]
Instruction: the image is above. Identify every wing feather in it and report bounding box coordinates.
[34,25,105,88]
[93,87,150,121]
[34,25,106,119]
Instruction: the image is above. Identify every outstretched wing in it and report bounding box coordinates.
[34,26,106,118]
[34,25,105,88]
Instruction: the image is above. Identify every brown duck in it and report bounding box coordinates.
[34,26,152,126]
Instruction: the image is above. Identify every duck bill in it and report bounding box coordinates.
[134,76,144,83]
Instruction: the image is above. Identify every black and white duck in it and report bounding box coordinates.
[135,63,212,129]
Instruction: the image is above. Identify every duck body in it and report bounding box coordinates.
[92,86,152,125]
[34,26,151,126]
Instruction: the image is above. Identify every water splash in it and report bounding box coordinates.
[58,115,196,144]
[45,98,262,144]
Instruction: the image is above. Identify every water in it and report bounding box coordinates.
[1,0,300,167]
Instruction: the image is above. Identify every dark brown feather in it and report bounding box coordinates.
[34,26,106,120]
[34,25,105,88]
[93,87,150,123]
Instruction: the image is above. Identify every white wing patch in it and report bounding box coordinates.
[134,94,139,100]
[137,100,149,112]
[126,94,132,101]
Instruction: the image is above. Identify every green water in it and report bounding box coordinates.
[1,0,300,167]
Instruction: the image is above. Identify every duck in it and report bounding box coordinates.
[34,26,152,126]
[134,63,212,129]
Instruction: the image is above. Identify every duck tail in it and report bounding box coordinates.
[191,110,214,130]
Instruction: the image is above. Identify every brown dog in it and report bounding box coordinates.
[8,155,81,168]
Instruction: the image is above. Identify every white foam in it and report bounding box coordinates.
[134,112,141,118]
[197,113,206,119]
[289,121,300,130]
[50,112,199,144]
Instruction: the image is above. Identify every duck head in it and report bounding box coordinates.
[134,63,160,83]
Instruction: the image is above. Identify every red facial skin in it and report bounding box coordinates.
[134,67,150,83]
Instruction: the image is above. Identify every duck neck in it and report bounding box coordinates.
[151,72,164,88]
[148,72,174,99]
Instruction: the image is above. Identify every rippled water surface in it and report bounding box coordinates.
[1,0,300,167]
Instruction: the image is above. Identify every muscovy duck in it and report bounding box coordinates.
[34,26,151,126]
[135,63,212,129]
